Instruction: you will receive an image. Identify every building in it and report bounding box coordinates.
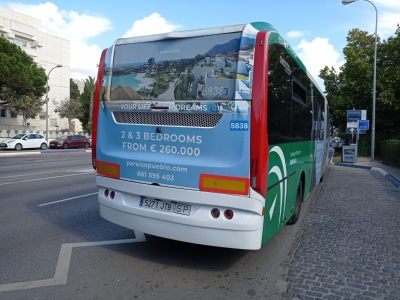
[73,79,85,94]
[0,6,80,138]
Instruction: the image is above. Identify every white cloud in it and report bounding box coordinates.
[379,11,400,36]
[294,37,345,89]
[123,13,181,38]
[348,0,400,38]
[7,2,112,79]
[373,0,400,9]
[286,31,305,38]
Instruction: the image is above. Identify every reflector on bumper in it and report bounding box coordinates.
[97,160,120,179]
[199,174,249,195]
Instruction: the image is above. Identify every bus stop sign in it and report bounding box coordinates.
[358,120,369,130]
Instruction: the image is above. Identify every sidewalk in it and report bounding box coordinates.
[283,158,400,299]
[334,156,400,189]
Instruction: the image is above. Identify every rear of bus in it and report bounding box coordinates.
[92,24,267,250]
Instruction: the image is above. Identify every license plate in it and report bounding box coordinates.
[139,197,191,216]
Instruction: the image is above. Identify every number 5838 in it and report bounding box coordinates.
[230,121,249,130]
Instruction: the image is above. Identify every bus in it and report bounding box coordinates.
[91,22,330,250]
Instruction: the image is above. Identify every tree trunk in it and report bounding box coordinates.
[89,93,93,122]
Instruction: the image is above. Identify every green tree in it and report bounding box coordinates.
[78,76,96,129]
[53,98,81,132]
[9,95,45,125]
[70,79,80,100]
[147,57,155,71]
[0,37,47,115]
[185,72,195,97]
[194,54,203,63]
[320,26,400,154]
[83,121,92,136]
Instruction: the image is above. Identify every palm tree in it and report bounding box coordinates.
[179,74,186,99]
[185,73,195,98]
[82,76,96,122]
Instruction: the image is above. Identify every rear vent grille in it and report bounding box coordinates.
[113,111,222,128]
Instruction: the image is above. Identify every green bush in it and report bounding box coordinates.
[380,140,400,167]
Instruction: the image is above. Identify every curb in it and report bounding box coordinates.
[331,162,400,189]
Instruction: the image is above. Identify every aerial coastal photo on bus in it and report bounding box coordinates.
[107,30,256,104]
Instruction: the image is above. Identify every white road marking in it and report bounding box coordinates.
[0,169,94,179]
[0,234,146,292]
[0,159,86,169]
[38,192,99,206]
[0,172,94,186]
[66,168,95,173]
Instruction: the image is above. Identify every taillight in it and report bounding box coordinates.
[224,209,234,220]
[211,208,220,218]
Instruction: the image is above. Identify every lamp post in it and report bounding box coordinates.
[342,0,378,161]
[45,64,62,142]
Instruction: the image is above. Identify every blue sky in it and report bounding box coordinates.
[1,0,399,89]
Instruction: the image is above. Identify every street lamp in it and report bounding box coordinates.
[45,64,62,142]
[342,0,378,161]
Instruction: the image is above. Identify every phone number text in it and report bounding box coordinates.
[137,171,174,181]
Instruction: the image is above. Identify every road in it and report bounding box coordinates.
[0,152,318,300]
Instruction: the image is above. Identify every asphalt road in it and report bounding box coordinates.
[0,152,320,300]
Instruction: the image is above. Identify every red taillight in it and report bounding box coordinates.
[104,189,109,197]
[224,209,234,220]
[211,208,220,218]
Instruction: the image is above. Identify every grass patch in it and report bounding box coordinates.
[332,156,341,163]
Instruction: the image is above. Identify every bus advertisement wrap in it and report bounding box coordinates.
[96,101,250,190]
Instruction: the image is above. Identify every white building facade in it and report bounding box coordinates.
[0,6,81,138]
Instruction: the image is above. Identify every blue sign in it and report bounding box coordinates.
[346,128,357,134]
[346,128,366,134]
[358,120,369,130]
[347,110,366,122]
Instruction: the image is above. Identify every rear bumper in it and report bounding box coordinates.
[97,176,264,250]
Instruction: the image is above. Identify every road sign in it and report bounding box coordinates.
[346,128,366,134]
[358,120,370,130]
[347,122,357,128]
[347,110,367,122]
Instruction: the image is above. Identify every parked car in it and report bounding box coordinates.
[49,135,91,149]
[0,133,48,151]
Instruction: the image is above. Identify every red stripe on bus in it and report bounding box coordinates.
[92,49,107,170]
[250,31,269,197]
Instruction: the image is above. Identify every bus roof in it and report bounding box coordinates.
[114,22,281,45]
